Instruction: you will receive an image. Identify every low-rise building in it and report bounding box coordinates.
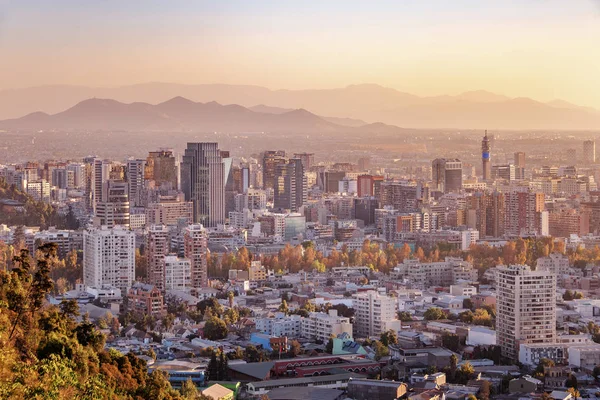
[128,282,164,316]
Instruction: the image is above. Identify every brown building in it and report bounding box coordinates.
[128,283,164,316]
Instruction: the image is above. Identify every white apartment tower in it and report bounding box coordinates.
[147,224,169,291]
[496,264,557,361]
[352,291,397,338]
[184,224,208,289]
[164,255,192,291]
[83,226,135,292]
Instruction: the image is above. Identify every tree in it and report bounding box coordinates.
[245,345,268,363]
[566,374,578,390]
[442,333,460,352]
[380,330,398,347]
[288,340,302,358]
[204,316,228,340]
[463,298,474,310]
[180,377,199,399]
[423,307,445,321]
[326,337,334,354]
[397,311,412,322]
[535,358,555,377]
[162,313,175,332]
[568,387,581,399]
[564,290,574,301]
[574,291,584,300]
[449,353,458,382]
[278,299,289,315]
[372,340,389,360]
[479,380,492,400]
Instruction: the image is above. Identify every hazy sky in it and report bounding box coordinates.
[1,0,599,106]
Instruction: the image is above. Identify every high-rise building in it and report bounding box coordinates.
[91,158,110,212]
[505,191,545,236]
[431,158,463,193]
[357,175,384,197]
[273,158,306,212]
[380,181,427,213]
[184,224,208,289]
[95,180,130,228]
[126,158,145,207]
[145,149,178,190]
[491,164,516,181]
[147,224,169,291]
[496,264,556,361]
[352,291,397,337]
[146,194,193,226]
[466,191,505,238]
[262,150,286,190]
[164,255,192,291]
[358,157,371,171]
[514,152,526,168]
[293,153,315,170]
[482,130,491,180]
[181,143,225,227]
[83,226,135,292]
[583,140,596,164]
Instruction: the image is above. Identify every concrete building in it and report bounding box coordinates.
[128,282,164,316]
[181,143,225,227]
[347,379,407,400]
[184,224,208,289]
[164,255,192,291]
[536,253,570,276]
[505,190,545,236]
[432,158,463,193]
[126,158,145,208]
[95,179,130,228]
[352,291,397,338]
[273,158,306,212]
[146,194,193,226]
[496,264,557,361]
[83,226,135,292]
[147,224,169,291]
[145,149,178,190]
[357,175,384,198]
[394,257,478,289]
[301,310,353,343]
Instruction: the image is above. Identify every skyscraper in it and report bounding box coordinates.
[583,140,596,164]
[184,224,208,290]
[482,130,491,180]
[126,158,145,208]
[181,143,225,227]
[505,190,545,236]
[95,179,130,228]
[496,264,556,361]
[147,224,169,291]
[293,153,315,170]
[273,158,306,212]
[145,149,178,190]
[431,158,463,193]
[91,158,110,212]
[514,152,526,167]
[357,175,384,197]
[262,150,286,190]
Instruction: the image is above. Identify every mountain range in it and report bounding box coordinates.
[0,96,404,134]
[1,82,599,130]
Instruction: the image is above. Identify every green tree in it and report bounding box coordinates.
[397,311,413,322]
[180,377,199,399]
[203,316,228,340]
[563,290,574,301]
[380,329,398,347]
[372,340,389,360]
[442,333,460,352]
[278,299,289,315]
[423,307,445,321]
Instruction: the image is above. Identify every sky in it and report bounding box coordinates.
[1,0,599,107]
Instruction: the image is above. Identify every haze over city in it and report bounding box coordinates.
[3,2,600,400]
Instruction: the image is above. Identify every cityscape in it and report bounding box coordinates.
[2,2,600,400]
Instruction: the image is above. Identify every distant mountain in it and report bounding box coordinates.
[0,82,599,129]
[0,97,403,134]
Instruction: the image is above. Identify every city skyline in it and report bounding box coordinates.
[1,1,600,108]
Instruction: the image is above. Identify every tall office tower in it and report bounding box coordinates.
[52,168,68,189]
[145,149,178,190]
[491,164,516,181]
[262,150,287,190]
[147,224,169,291]
[95,180,130,228]
[431,158,463,193]
[126,159,145,208]
[466,191,505,238]
[91,158,110,212]
[357,175,385,197]
[583,140,596,164]
[66,163,85,189]
[273,158,306,212]
[496,264,556,361]
[380,181,427,213]
[181,143,225,227]
[240,164,250,193]
[514,152,526,168]
[293,153,315,170]
[83,226,135,291]
[352,291,397,337]
[505,191,545,236]
[482,130,492,180]
[353,197,379,226]
[184,224,208,289]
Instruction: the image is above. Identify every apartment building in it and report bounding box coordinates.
[353,291,397,338]
[301,310,353,343]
